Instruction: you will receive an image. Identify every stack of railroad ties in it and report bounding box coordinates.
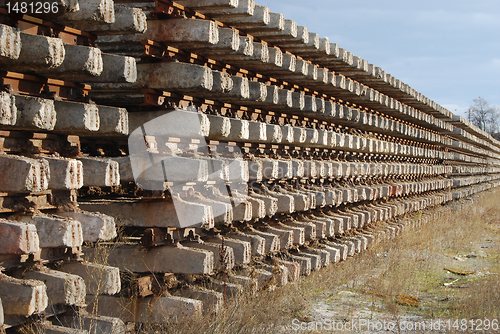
[0,0,499,332]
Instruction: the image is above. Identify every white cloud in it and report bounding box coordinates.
[470,12,500,26]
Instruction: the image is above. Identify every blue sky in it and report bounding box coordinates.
[257,0,500,117]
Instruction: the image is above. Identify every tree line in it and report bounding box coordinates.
[467,97,500,140]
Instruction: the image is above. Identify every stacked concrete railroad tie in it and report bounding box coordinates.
[1,0,500,330]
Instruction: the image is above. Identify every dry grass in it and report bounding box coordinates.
[11,189,500,333]
[149,188,500,333]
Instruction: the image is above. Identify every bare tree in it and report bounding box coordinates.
[468,97,499,134]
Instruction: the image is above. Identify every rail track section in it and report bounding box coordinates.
[0,0,499,331]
